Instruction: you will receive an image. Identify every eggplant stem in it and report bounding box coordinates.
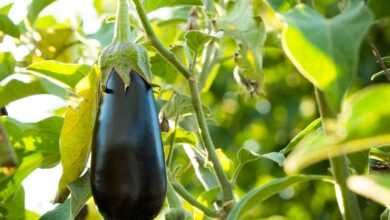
[113,0,130,43]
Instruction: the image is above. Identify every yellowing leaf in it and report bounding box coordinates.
[55,67,100,202]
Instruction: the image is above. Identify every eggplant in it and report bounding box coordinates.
[91,70,167,220]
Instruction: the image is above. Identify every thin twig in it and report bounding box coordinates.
[369,41,390,81]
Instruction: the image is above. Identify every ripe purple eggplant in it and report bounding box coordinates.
[91,70,167,220]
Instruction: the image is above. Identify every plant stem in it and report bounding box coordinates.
[188,80,234,204]
[113,0,130,43]
[171,181,219,217]
[314,88,362,220]
[132,0,234,207]
[131,0,191,79]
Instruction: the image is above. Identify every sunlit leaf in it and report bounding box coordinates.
[27,0,56,24]
[348,175,390,207]
[28,61,91,88]
[285,85,390,173]
[0,15,20,38]
[1,116,63,168]
[0,52,16,81]
[227,175,331,220]
[42,171,92,220]
[56,68,99,202]
[281,2,373,112]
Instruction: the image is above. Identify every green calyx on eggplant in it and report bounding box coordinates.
[91,69,167,220]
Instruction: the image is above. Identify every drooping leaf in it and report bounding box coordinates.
[27,0,56,24]
[143,0,202,12]
[281,2,373,112]
[348,175,390,207]
[285,85,390,173]
[28,61,91,88]
[0,52,16,81]
[0,15,20,38]
[41,171,92,220]
[55,68,99,202]
[226,175,331,220]
[0,73,72,107]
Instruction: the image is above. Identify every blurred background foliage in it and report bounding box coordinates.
[0,0,389,219]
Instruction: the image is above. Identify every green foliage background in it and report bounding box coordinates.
[0,0,389,219]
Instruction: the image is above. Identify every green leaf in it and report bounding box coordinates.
[281,2,373,112]
[0,3,13,15]
[0,153,43,201]
[0,73,72,107]
[56,68,99,203]
[143,0,202,12]
[197,187,221,208]
[368,0,390,19]
[238,147,285,167]
[0,52,16,81]
[1,116,63,168]
[27,0,56,24]
[183,145,219,190]
[348,175,390,207]
[340,85,390,140]
[219,0,266,92]
[41,171,92,220]
[0,15,20,38]
[285,85,390,173]
[281,118,321,154]
[265,0,297,12]
[28,61,91,88]
[163,93,210,119]
[184,31,216,56]
[227,175,330,220]
[0,186,25,220]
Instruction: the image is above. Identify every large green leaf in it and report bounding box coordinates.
[0,73,71,106]
[0,15,20,38]
[184,30,216,56]
[348,175,390,207]
[27,0,56,24]
[0,52,15,81]
[226,175,331,220]
[41,171,92,220]
[281,1,373,112]
[55,68,99,203]
[1,116,63,168]
[284,85,390,173]
[143,0,202,12]
[28,61,91,88]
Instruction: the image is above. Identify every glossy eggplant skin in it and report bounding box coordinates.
[91,70,167,220]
